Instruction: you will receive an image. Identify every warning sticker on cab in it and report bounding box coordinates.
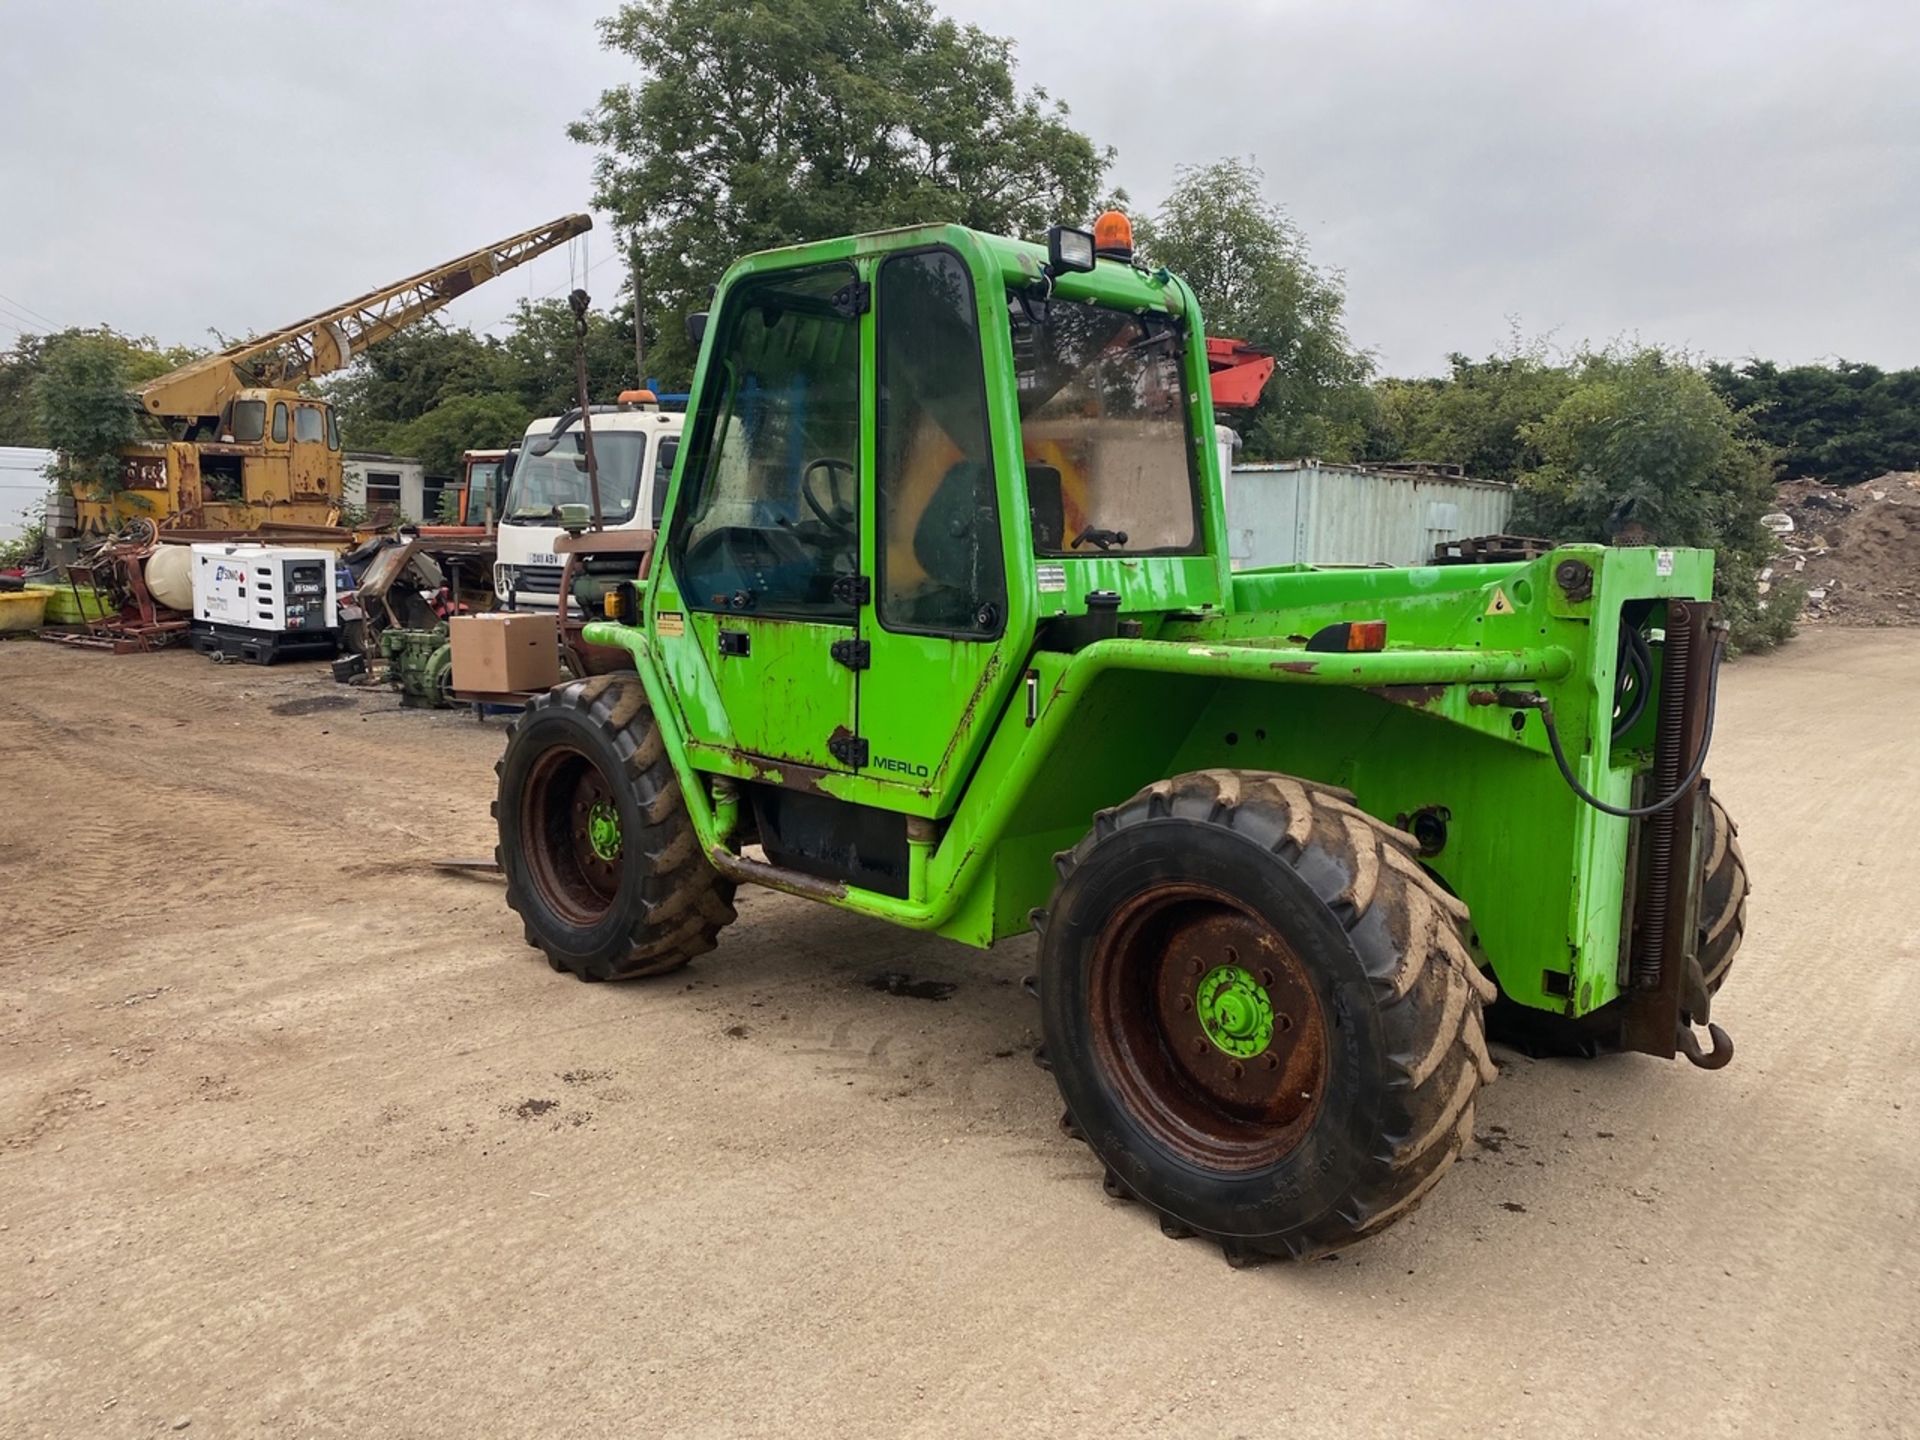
[1656,549,1674,577]
[656,611,685,637]
[1036,564,1067,593]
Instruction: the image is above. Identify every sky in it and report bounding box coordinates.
[0,0,1915,379]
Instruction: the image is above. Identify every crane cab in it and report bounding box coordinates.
[78,387,343,537]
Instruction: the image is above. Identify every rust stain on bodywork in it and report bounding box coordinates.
[1367,684,1445,707]
[1273,660,1319,674]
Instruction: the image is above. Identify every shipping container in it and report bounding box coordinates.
[1224,460,1514,569]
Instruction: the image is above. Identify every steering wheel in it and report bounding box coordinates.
[801,457,857,538]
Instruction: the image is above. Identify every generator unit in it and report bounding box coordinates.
[188,543,340,664]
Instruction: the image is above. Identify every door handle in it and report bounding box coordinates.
[717,630,750,657]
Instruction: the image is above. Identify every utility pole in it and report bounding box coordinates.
[629,241,646,389]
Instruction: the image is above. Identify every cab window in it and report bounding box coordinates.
[671,264,862,621]
[293,406,325,444]
[1009,299,1200,555]
[875,249,1003,635]
[230,400,266,443]
[271,403,289,443]
[326,410,341,451]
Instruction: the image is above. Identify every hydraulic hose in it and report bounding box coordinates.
[1521,626,1726,819]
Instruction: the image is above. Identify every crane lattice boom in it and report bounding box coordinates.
[135,213,592,420]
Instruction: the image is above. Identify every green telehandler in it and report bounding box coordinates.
[491,215,1749,1262]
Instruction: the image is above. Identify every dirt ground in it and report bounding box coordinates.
[1,631,1915,1439]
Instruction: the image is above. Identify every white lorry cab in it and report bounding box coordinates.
[493,391,685,612]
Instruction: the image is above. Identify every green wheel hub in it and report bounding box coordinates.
[1195,964,1274,1058]
[586,800,622,862]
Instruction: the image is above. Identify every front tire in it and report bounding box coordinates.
[1037,770,1496,1263]
[493,674,735,980]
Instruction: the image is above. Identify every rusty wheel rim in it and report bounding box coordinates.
[520,745,623,927]
[1088,883,1329,1171]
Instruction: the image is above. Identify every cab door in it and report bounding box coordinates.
[665,261,868,772]
[855,247,1011,806]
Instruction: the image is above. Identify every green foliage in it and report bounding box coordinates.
[571,0,1112,383]
[0,503,45,568]
[320,322,507,452]
[1,327,196,450]
[1363,344,1795,651]
[1359,342,1576,482]
[1514,348,1792,652]
[1135,159,1372,461]
[34,333,159,496]
[495,298,637,418]
[1706,359,1920,485]
[388,392,533,479]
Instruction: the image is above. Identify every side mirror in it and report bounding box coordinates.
[685,311,708,347]
[527,408,582,458]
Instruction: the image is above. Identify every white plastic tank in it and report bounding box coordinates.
[144,544,193,612]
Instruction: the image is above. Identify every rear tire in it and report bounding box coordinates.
[494,674,735,980]
[1699,790,1748,995]
[1036,770,1496,1263]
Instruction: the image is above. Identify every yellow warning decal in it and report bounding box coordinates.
[1484,588,1514,616]
[656,611,685,637]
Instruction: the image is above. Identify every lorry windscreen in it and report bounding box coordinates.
[1009,300,1201,556]
[500,431,648,525]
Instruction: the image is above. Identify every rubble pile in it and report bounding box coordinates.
[1763,472,1920,626]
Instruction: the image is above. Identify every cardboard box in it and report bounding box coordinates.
[449,613,561,695]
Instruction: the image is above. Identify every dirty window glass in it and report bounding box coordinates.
[293,407,325,444]
[876,250,1002,635]
[230,400,266,444]
[1009,299,1199,555]
[499,431,648,525]
[326,409,341,451]
[672,265,862,621]
[271,403,289,443]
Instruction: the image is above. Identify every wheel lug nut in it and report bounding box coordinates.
[1229,1061,1244,1080]
[1264,1053,1279,1071]
[1178,995,1192,1011]
[1187,958,1203,976]
[1259,968,1275,987]
[1191,1037,1208,1057]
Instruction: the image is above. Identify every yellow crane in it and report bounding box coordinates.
[78,213,592,537]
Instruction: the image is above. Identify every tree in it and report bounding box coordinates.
[388,392,533,479]
[495,298,638,417]
[1134,159,1372,461]
[319,322,508,452]
[1359,343,1576,482]
[1,327,196,448]
[35,335,146,497]
[1707,359,1920,485]
[571,0,1112,383]
[1514,348,1793,650]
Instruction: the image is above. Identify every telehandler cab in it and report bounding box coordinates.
[494,215,1748,1261]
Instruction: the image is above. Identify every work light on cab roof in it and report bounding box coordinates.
[1046,210,1136,277]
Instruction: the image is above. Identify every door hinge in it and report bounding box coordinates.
[828,732,869,768]
[831,574,872,607]
[829,638,871,671]
[831,280,871,317]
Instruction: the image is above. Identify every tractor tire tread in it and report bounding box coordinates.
[1045,768,1492,1264]
[500,676,736,983]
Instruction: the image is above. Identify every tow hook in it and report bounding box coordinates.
[1677,1020,1734,1070]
